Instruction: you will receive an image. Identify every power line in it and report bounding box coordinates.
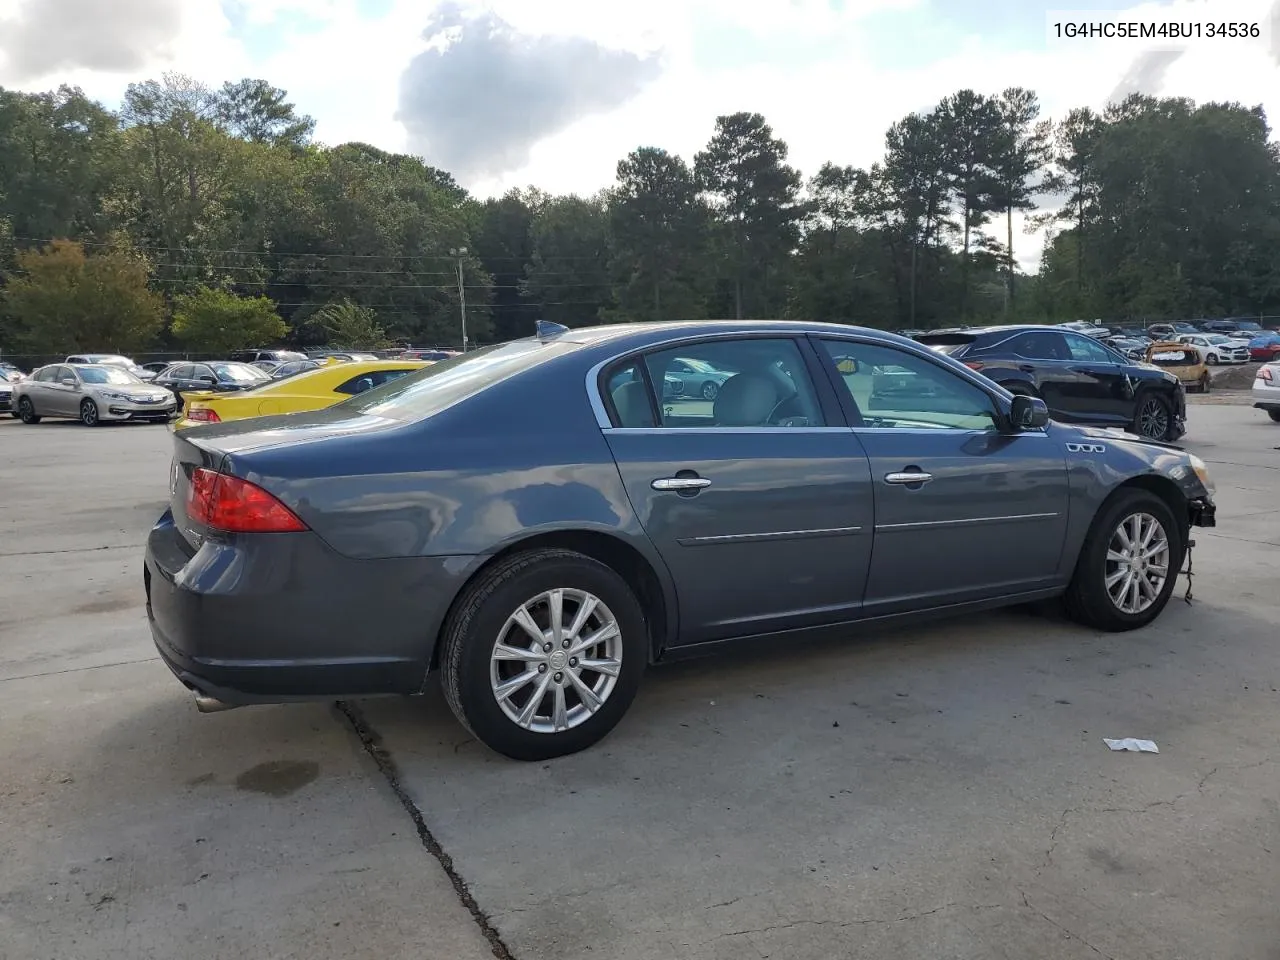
[10,235,615,263]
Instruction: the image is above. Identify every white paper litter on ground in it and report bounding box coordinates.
[1103,737,1159,753]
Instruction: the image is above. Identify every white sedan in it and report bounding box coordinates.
[1176,334,1251,364]
[13,363,177,426]
[1253,362,1280,422]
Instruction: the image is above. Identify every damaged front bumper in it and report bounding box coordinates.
[1188,497,1215,528]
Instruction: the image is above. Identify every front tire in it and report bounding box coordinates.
[1268,409,1280,423]
[1064,488,1183,631]
[79,398,100,426]
[1133,392,1174,441]
[439,549,648,761]
[18,397,40,424]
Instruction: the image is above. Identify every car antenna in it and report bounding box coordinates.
[536,319,570,341]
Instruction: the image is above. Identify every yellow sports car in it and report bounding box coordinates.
[176,359,428,428]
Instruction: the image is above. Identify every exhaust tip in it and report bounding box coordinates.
[194,694,239,713]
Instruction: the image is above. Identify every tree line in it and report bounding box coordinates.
[1,72,1278,357]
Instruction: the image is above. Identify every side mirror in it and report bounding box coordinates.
[1009,394,1049,430]
[199,375,217,384]
[61,377,77,386]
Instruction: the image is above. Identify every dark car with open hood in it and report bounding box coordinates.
[145,320,1216,760]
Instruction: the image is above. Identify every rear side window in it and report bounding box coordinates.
[344,340,571,421]
[604,361,656,428]
[1005,332,1067,361]
[333,368,417,395]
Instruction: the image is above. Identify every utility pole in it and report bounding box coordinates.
[449,247,468,352]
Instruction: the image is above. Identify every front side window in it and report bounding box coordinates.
[819,339,999,431]
[630,338,824,429]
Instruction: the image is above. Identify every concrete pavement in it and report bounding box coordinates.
[0,419,494,960]
[2,400,1278,960]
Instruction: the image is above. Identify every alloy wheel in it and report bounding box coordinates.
[80,399,98,426]
[1104,512,1170,614]
[489,588,623,734]
[1137,397,1168,439]
[701,381,718,401]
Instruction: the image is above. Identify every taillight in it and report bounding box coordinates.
[187,407,220,422]
[963,360,985,371]
[186,467,307,533]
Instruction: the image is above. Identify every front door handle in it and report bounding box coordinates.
[884,471,933,485]
[652,477,711,491]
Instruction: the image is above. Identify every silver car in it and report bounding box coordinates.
[14,363,177,425]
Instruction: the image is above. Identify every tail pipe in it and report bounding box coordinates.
[194,693,239,713]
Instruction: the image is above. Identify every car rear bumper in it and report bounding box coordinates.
[143,508,474,704]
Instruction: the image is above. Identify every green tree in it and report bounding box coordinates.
[934,90,1003,318]
[216,79,315,147]
[307,298,390,348]
[3,240,163,352]
[473,188,545,341]
[0,86,123,248]
[171,285,286,353]
[990,88,1051,313]
[605,147,710,323]
[521,195,613,327]
[881,113,954,325]
[695,112,801,318]
[1043,106,1104,295]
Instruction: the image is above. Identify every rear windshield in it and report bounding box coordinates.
[1149,349,1195,365]
[341,339,568,421]
[211,362,270,382]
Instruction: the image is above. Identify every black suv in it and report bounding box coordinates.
[915,325,1186,441]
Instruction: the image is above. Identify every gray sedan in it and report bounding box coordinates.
[145,321,1217,760]
[16,363,177,425]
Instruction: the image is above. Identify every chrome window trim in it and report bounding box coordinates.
[601,426,853,436]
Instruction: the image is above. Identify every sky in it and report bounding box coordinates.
[1,0,1278,270]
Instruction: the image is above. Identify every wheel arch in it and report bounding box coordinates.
[430,528,676,671]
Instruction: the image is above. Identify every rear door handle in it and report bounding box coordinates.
[652,477,711,491]
[884,471,933,485]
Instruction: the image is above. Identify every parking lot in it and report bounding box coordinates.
[3,400,1279,960]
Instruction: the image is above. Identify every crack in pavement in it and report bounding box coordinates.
[693,902,1005,945]
[335,700,517,960]
[0,655,160,683]
[0,542,146,558]
[1020,889,1116,960]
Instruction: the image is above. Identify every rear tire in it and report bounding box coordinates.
[439,549,648,761]
[1199,373,1211,393]
[18,397,40,424]
[1269,409,1280,423]
[1064,488,1183,632]
[701,381,719,401]
[1206,353,1219,365]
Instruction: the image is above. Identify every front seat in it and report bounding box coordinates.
[712,372,780,426]
[612,380,655,427]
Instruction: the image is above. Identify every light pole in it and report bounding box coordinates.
[449,246,468,352]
